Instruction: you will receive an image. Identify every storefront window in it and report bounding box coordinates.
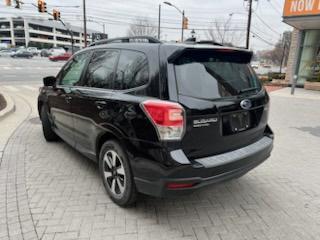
[297,30,320,84]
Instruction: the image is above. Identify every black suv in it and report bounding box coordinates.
[38,36,274,206]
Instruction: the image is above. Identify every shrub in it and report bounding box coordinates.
[268,72,286,81]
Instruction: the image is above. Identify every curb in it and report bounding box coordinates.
[0,92,15,120]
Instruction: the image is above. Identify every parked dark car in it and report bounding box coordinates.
[49,52,72,61]
[11,50,33,58]
[38,36,274,206]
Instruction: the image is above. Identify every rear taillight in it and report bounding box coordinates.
[141,100,185,141]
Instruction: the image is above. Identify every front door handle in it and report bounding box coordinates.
[65,96,72,103]
[95,100,107,109]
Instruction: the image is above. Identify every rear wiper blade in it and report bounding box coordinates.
[238,87,260,94]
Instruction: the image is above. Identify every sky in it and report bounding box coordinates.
[0,0,293,50]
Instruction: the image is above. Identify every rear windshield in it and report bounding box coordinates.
[174,50,261,100]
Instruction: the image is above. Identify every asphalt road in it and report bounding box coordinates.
[0,56,64,86]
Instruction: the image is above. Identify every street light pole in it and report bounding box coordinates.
[163,2,184,42]
[82,0,87,47]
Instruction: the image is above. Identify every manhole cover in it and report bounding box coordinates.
[29,117,41,125]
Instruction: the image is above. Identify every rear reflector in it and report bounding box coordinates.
[141,100,185,141]
[167,183,195,189]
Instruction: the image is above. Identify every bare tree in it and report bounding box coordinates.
[206,19,245,47]
[257,31,292,66]
[127,18,158,38]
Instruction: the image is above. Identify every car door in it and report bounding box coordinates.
[70,49,119,159]
[47,51,90,146]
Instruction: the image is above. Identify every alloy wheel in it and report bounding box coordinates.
[103,150,126,198]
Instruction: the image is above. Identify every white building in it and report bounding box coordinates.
[0,17,94,49]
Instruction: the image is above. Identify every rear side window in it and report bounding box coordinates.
[84,50,119,89]
[174,50,261,99]
[114,50,149,90]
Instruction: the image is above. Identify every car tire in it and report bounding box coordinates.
[40,106,59,142]
[99,140,137,207]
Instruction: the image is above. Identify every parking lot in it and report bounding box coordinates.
[1,57,320,240]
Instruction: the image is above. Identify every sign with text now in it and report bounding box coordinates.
[283,0,320,17]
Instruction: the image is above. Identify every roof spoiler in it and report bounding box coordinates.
[168,48,253,64]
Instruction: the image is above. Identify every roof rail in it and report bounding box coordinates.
[184,38,223,46]
[196,40,223,46]
[89,36,161,47]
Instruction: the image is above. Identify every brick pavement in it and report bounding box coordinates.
[1,88,320,240]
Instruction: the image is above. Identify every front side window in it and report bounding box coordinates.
[60,52,90,86]
[114,50,149,90]
[174,50,261,100]
[84,50,119,89]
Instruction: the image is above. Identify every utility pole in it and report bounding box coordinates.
[158,4,161,40]
[246,0,253,49]
[82,0,87,47]
[181,10,185,42]
[103,23,106,34]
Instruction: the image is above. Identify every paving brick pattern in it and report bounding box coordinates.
[1,91,320,240]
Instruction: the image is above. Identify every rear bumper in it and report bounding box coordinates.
[133,136,273,197]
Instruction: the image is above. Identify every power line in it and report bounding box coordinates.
[253,12,281,36]
[251,31,275,46]
[267,0,282,15]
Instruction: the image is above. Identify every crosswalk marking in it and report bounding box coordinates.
[1,66,61,70]
[0,85,40,93]
[2,86,19,92]
[22,85,37,91]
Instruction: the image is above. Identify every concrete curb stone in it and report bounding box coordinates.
[0,92,15,120]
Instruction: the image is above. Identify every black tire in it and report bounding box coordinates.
[99,140,137,207]
[40,106,59,142]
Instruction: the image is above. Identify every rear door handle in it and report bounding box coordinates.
[95,100,107,109]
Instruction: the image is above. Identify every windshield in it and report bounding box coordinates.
[174,50,261,100]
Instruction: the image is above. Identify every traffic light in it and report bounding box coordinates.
[37,0,47,13]
[4,0,11,6]
[183,17,189,30]
[53,9,61,21]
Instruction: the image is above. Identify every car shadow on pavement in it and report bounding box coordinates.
[54,137,275,209]
[295,126,320,138]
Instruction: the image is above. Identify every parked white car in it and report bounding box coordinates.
[27,47,40,56]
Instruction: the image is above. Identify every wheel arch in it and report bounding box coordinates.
[96,131,130,162]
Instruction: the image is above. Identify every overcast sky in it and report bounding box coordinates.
[0,0,292,50]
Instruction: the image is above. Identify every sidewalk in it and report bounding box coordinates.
[1,87,320,240]
[269,87,320,100]
[0,94,31,161]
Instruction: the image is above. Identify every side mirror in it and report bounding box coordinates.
[43,76,56,87]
